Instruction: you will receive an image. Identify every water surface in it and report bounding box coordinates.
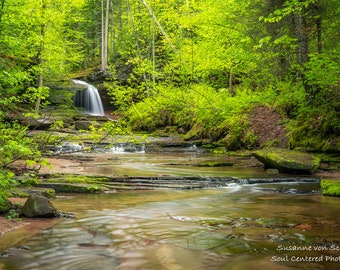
[1,149,339,269]
[1,184,339,270]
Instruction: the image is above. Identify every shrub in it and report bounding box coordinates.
[321,180,340,197]
[0,170,16,213]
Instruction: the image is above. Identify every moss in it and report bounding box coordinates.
[183,123,203,141]
[35,182,104,193]
[210,147,226,154]
[196,161,233,167]
[321,179,340,197]
[43,189,56,198]
[253,147,321,174]
[42,174,110,184]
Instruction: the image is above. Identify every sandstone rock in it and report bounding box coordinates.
[21,194,58,218]
[266,168,280,175]
[253,147,320,174]
[75,120,94,130]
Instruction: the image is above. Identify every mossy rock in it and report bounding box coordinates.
[35,183,103,193]
[20,194,58,218]
[196,161,233,167]
[9,188,56,199]
[321,179,340,197]
[252,147,320,174]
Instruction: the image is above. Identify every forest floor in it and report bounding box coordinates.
[248,105,288,148]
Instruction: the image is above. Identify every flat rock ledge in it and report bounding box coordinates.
[252,147,321,174]
[34,175,320,192]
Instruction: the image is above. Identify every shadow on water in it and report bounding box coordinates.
[1,144,339,270]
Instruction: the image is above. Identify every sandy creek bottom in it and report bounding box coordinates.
[1,149,340,270]
[0,183,339,270]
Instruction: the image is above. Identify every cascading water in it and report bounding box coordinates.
[73,79,105,116]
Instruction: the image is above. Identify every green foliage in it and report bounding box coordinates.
[0,0,338,156]
[321,180,340,197]
[83,120,131,147]
[23,86,50,110]
[0,122,40,169]
[18,174,39,186]
[126,84,275,148]
[304,54,340,89]
[286,105,340,152]
[86,185,102,193]
[0,170,16,212]
[105,77,149,111]
[6,209,21,220]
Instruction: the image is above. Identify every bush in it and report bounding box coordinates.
[0,120,47,205]
[321,180,340,197]
[125,83,277,148]
[0,121,41,169]
[0,170,16,213]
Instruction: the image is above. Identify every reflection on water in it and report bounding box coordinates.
[78,151,267,178]
[1,184,340,270]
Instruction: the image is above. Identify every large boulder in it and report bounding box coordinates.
[252,147,320,174]
[20,194,58,218]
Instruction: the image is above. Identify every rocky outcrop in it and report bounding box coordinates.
[252,147,320,174]
[20,194,58,218]
[74,115,110,130]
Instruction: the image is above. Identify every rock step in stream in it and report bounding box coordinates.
[34,175,320,193]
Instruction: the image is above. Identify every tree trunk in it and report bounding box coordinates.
[36,0,46,113]
[104,0,109,68]
[100,0,109,71]
[101,0,105,71]
[229,68,235,96]
[292,12,309,66]
[316,16,322,54]
[0,0,5,26]
[140,0,175,51]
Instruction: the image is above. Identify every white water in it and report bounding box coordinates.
[73,79,105,116]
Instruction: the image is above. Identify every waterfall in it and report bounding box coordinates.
[72,79,105,116]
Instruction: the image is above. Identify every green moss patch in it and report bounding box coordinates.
[321,179,340,197]
[253,147,320,174]
[195,161,234,167]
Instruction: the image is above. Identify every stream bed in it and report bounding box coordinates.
[1,147,340,270]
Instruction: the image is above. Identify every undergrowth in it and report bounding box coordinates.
[119,81,339,152]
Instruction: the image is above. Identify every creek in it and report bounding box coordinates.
[1,147,339,270]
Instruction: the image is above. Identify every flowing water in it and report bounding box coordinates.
[1,149,340,270]
[72,80,105,116]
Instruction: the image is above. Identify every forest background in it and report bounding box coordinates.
[0,0,339,202]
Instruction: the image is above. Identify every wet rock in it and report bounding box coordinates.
[57,211,76,219]
[20,194,58,218]
[36,182,103,193]
[266,168,279,175]
[252,147,320,174]
[21,117,55,130]
[74,115,109,130]
[75,120,94,130]
[86,70,112,82]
